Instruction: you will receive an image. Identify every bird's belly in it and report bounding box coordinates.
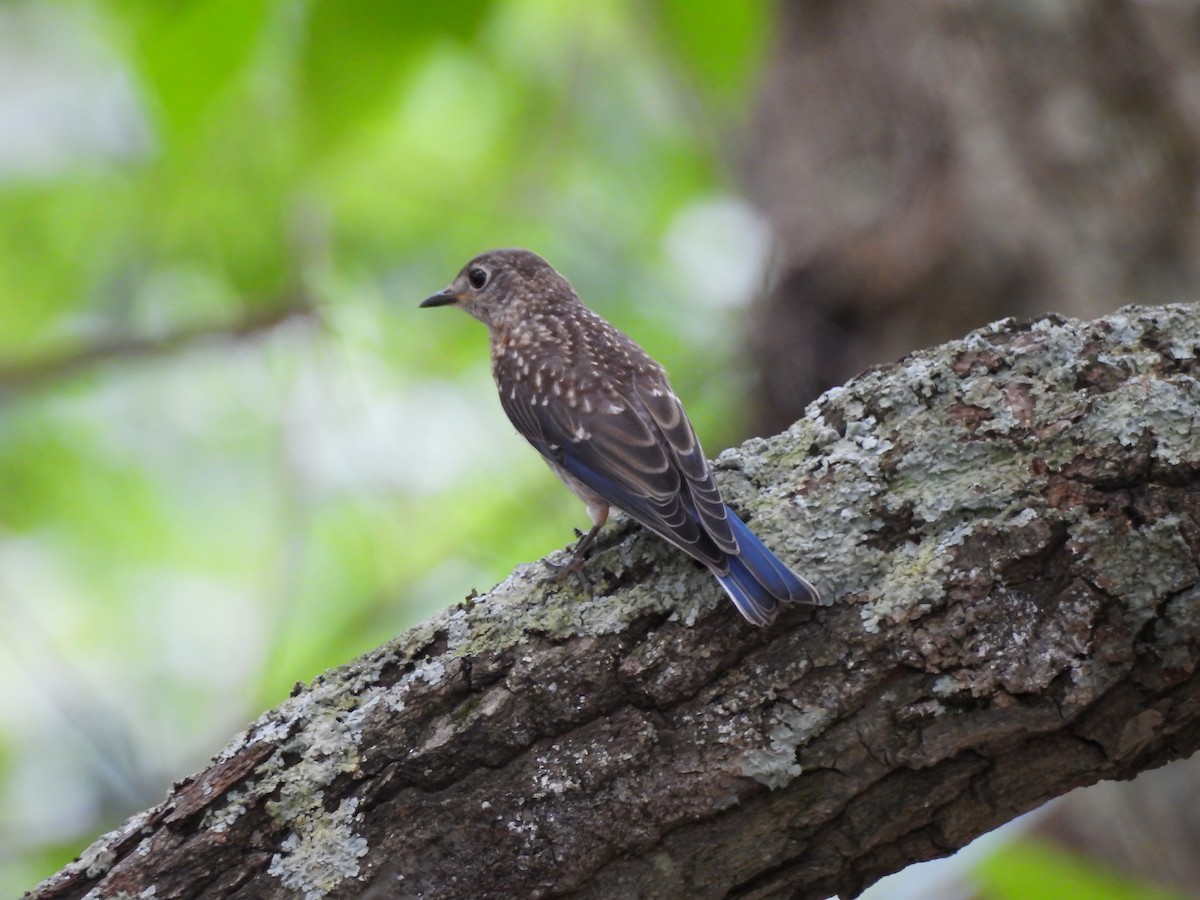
[545,458,610,527]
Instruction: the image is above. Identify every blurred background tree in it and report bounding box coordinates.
[0,1,1195,897]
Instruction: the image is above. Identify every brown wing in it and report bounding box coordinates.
[497,370,736,567]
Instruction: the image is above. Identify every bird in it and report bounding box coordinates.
[420,248,820,626]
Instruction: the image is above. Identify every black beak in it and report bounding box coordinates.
[419,289,458,308]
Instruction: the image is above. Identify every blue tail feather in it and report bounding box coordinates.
[714,507,819,626]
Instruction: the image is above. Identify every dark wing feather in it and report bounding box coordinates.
[497,374,729,567]
[633,374,737,552]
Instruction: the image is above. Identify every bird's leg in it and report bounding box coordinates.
[546,503,609,592]
[546,521,603,591]
[570,520,603,560]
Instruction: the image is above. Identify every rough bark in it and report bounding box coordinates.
[29,304,1200,899]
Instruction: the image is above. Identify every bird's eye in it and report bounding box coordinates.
[468,267,489,290]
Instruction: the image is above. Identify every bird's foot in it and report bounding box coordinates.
[545,553,593,593]
[546,521,604,593]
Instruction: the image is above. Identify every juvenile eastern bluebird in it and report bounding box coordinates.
[420,248,820,626]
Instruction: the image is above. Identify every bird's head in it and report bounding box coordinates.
[420,248,575,329]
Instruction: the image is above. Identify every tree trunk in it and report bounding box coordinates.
[743,0,1200,434]
[29,303,1200,899]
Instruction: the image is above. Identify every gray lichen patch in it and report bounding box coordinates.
[1081,377,1199,468]
[795,306,1194,610]
[266,797,369,900]
[80,845,117,880]
[198,685,378,896]
[858,541,949,634]
[200,789,246,833]
[739,704,834,789]
[439,554,640,656]
[1069,515,1199,626]
[25,807,160,898]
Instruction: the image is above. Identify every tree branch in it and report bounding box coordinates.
[28,304,1200,899]
[0,298,313,395]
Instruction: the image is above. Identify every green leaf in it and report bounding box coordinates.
[118,0,273,144]
[298,1,492,155]
[651,0,770,110]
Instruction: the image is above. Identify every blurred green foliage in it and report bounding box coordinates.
[975,837,1189,900]
[0,0,771,891]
